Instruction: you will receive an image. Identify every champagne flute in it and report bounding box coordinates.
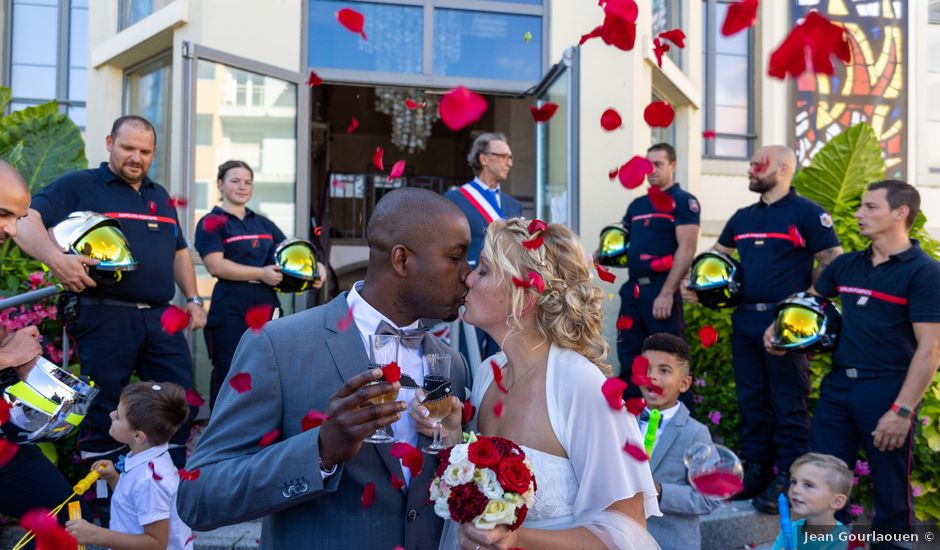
[420,354,452,454]
[364,334,400,444]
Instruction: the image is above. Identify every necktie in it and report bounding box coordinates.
[644,409,661,455]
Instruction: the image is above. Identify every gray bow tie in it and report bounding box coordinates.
[375,320,428,351]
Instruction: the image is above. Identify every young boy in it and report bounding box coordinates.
[65,381,193,550]
[639,333,721,550]
[772,453,852,550]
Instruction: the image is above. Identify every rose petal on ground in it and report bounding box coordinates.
[600,108,622,131]
[644,100,675,128]
[699,325,719,348]
[229,372,252,394]
[601,378,628,410]
[529,102,559,123]
[245,304,274,333]
[301,409,329,432]
[618,156,654,189]
[439,87,488,131]
[160,305,191,335]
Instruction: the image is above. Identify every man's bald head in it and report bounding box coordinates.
[749,145,797,194]
[0,160,31,243]
[760,145,797,176]
[367,187,468,256]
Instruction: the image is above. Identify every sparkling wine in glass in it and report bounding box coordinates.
[365,334,400,444]
[420,354,452,454]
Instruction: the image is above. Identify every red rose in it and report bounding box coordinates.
[497,456,532,494]
[448,483,488,523]
[509,504,528,531]
[468,439,500,468]
[435,446,453,478]
[490,436,523,459]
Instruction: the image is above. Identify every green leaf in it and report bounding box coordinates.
[0,102,87,193]
[0,87,11,113]
[792,123,885,214]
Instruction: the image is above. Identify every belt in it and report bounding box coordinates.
[79,296,165,309]
[739,302,777,312]
[836,367,905,380]
[632,276,666,286]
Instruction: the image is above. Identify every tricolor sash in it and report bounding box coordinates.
[458,181,504,224]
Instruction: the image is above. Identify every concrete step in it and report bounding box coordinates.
[701,499,781,550]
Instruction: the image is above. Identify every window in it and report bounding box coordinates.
[930,1,940,173]
[124,53,172,186]
[652,0,682,68]
[118,0,173,30]
[3,0,88,128]
[702,0,755,159]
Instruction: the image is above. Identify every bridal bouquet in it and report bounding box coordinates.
[429,433,537,530]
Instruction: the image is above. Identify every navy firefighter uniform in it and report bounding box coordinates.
[30,162,194,466]
[717,188,840,482]
[811,240,940,542]
[616,183,700,373]
[194,205,286,409]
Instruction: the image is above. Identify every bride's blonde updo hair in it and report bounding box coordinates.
[481,218,611,375]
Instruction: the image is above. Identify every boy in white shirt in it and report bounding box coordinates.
[66,381,193,550]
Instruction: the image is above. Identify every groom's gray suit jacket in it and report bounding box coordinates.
[177,293,470,550]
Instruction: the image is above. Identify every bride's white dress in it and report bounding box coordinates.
[439,344,662,549]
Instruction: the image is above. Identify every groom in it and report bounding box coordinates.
[177,188,472,549]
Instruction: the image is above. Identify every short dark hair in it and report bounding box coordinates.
[647,143,676,163]
[867,179,920,228]
[110,115,156,144]
[467,132,508,175]
[641,333,691,372]
[120,381,189,445]
[218,160,254,182]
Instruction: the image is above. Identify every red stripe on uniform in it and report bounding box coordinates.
[223,234,273,244]
[836,285,909,305]
[631,213,675,222]
[458,188,496,224]
[733,232,791,241]
[104,212,177,225]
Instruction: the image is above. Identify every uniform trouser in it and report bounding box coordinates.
[68,304,194,467]
[0,442,92,524]
[205,316,249,410]
[810,369,913,548]
[731,308,810,471]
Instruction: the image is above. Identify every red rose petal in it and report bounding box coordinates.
[699,325,719,348]
[581,1,639,51]
[202,213,228,233]
[390,474,405,490]
[625,397,646,416]
[600,108,622,131]
[650,255,674,272]
[721,0,758,37]
[618,156,654,189]
[390,442,424,475]
[346,116,359,134]
[373,147,384,172]
[521,236,544,249]
[388,160,406,182]
[259,428,280,447]
[601,377,628,410]
[594,261,617,284]
[314,226,323,236]
[528,272,545,293]
[337,8,367,39]
[648,185,676,213]
[493,400,504,417]
[148,461,163,481]
[229,372,252,394]
[703,129,717,139]
[0,400,11,425]
[306,70,323,87]
[381,361,401,383]
[643,100,675,128]
[301,409,329,432]
[160,305,191,335]
[529,102,559,123]
[20,508,76,550]
[405,98,419,110]
[616,315,634,331]
[461,399,476,425]
[690,471,745,499]
[0,438,19,467]
[608,167,619,181]
[178,468,201,481]
[630,355,652,387]
[168,196,188,208]
[148,201,157,215]
[658,28,686,48]
[623,441,649,461]
[491,359,509,394]
[361,481,376,509]
[653,38,670,68]
[184,389,206,408]
[337,305,354,332]
[768,11,850,80]
[439,87,488,131]
[186,534,197,545]
[245,304,273,333]
[788,224,806,248]
[527,219,548,234]
[634,283,640,299]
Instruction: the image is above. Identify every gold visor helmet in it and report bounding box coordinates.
[687,250,743,309]
[51,211,139,285]
[596,223,630,268]
[770,292,841,353]
[274,238,319,293]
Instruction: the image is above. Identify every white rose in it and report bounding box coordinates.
[472,498,518,530]
[443,462,476,486]
[502,492,523,507]
[449,443,469,465]
[473,468,504,500]
[434,497,452,520]
[429,478,448,501]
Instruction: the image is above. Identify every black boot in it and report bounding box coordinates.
[732,461,774,501]
[753,473,790,514]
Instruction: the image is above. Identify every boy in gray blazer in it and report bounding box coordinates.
[638,333,722,550]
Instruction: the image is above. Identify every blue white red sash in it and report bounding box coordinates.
[458,181,504,224]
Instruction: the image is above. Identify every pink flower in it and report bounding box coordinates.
[851,476,859,486]
[707,411,722,425]
[854,460,870,476]
[693,395,704,404]
[694,378,706,388]
[849,504,865,517]
[912,485,923,497]
[27,271,45,289]
[922,417,931,427]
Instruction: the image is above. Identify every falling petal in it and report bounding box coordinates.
[20,509,76,550]
[439,87,488,131]
[493,400,504,417]
[178,468,201,481]
[634,283,640,299]
[184,389,206,408]
[148,201,157,215]
[594,261,616,284]
[336,7,367,39]
[337,305,354,332]
[703,129,717,139]
[600,108,623,131]
[390,474,406,490]
[301,409,329,432]
[148,461,163,481]
[229,372,252,394]
[168,196,188,208]
[768,11,850,80]
[618,156,654,189]
[608,168,619,181]
[616,315,634,331]
[0,438,19,467]
[788,225,806,248]
[491,359,509,394]
[0,400,11,425]
[361,482,376,509]
[346,116,359,134]
[373,147,384,172]
[390,442,424,475]
[653,38,670,68]
[259,428,280,447]
[529,102,559,123]
[306,70,323,87]
[625,397,646,416]
[601,377,628,410]
[388,160,406,182]
[462,399,476,425]
[245,304,273,333]
[623,441,649,461]
[160,306,191,335]
[699,325,719,348]
[721,0,759,37]
[657,28,686,48]
[314,226,323,236]
[648,185,676,213]
[643,100,675,128]
[405,98,419,109]
[381,361,401,383]
[650,255,674,272]
[202,214,228,233]
[630,355,652,387]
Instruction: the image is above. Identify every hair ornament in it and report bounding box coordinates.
[512,271,545,294]
[152,384,162,391]
[522,219,548,250]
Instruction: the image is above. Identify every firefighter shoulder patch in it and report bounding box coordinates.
[689,198,700,213]
[820,212,833,228]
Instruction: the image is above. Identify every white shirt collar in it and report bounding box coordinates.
[473,177,500,194]
[641,401,682,431]
[124,443,170,472]
[346,281,421,339]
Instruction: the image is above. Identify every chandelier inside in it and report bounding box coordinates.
[374,87,440,153]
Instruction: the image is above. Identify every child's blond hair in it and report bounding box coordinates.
[790,452,852,496]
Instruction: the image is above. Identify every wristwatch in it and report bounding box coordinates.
[186,296,204,307]
[890,403,913,418]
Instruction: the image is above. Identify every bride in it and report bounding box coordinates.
[414,218,661,550]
